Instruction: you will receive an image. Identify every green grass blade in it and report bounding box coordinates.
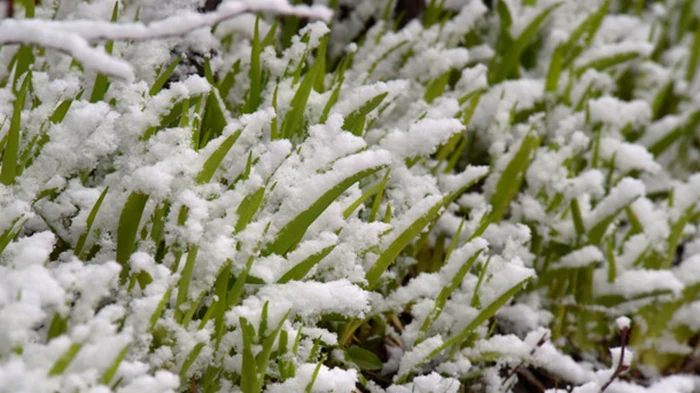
[89,1,118,103]
[570,198,586,240]
[277,244,336,283]
[365,196,445,289]
[686,25,700,82]
[320,60,352,124]
[264,165,385,256]
[575,51,643,76]
[664,207,695,269]
[101,345,129,385]
[346,346,383,370]
[424,71,450,104]
[443,277,529,351]
[176,246,199,322]
[240,317,259,393]
[305,358,325,393]
[196,129,242,184]
[419,246,484,340]
[198,261,230,338]
[227,255,255,309]
[565,0,609,52]
[48,342,83,376]
[219,60,241,103]
[180,342,205,379]
[49,90,83,124]
[255,309,291,383]
[489,132,540,221]
[235,187,266,233]
[489,3,561,84]
[1,72,31,185]
[545,45,565,92]
[46,313,68,340]
[116,192,149,283]
[343,170,390,219]
[10,45,34,91]
[74,186,109,257]
[199,90,227,148]
[280,35,328,139]
[470,256,491,309]
[149,288,172,332]
[245,16,263,113]
[587,181,643,245]
[396,277,529,384]
[343,92,388,136]
[150,57,182,96]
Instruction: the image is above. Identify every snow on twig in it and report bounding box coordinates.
[0,0,332,81]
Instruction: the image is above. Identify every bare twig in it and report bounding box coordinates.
[501,331,548,391]
[600,325,631,393]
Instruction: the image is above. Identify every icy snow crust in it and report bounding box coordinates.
[2,0,700,393]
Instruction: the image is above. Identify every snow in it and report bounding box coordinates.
[1,1,331,79]
[440,166,490,194]
[576,41,653,73]
[380,273,442,313]
[266,363,357,393]
[552,246,604,270]
[585,178,645,231]
[229,279,369,325]
[477,257,534,307]
[396,336,444,381]
[388,372,460,393]
[588,97,652,129]
[380,118,465,160]
[616,316,631,331]
[598,138,661,174]
[674,254,700,285]
[593,269,683,299]
[4,0,700,392]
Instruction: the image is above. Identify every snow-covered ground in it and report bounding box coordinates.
[1,0,700,392]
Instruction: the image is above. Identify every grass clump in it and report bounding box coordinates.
[1,0,700,392]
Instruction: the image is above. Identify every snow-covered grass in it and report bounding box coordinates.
[1,0,700,392]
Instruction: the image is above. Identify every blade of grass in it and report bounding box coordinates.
[116,192,149,284]
[48,342,82,376]
[365,196,445,289]
[150,57,182,96]
[240,317,259,393]
[686,24,700,82]
[343,92,388,136]
[74,186,109,257]
[175,246,199,322]
[489,132,540,221]
[149,288,172,332]
[196,129,242,184]
[235,187,266,233]
[418,245,484,342]
[424,71,450,104]
[46,313,68,340]
[280,35,328,139]
[180,342,206,380]
[89,1,119,103]
[0,71,31,185]
[575,51,643,76]
[396,277,529,384]
[245,15,263,113]
[101,345,129,385]
[343,170,391,219]
[263,164,386,256]
[277,244,336,283]
[489,3,561,84]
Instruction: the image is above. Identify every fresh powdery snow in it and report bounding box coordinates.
[4,0,700,393]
